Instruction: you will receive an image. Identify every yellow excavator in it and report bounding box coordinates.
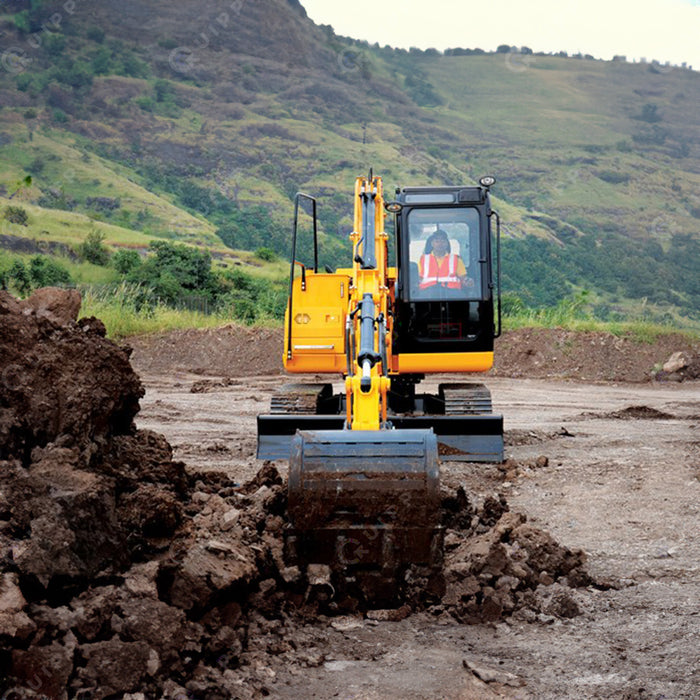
[257,173,502,593]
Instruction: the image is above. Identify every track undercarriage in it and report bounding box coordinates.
[258,380,503,462]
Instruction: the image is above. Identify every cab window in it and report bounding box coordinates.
[407,207,481,300]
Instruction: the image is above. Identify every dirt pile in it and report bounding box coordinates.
[1,289,599,698]
[0,289,285,697]
[129,325,284,378]
[128,324,700,384]
[421,490,592,624]
[493,327,700,383]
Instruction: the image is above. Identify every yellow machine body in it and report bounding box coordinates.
[283,272,350,374]
[284,272,495,376]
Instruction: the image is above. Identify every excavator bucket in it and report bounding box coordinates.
[285,429,443,577]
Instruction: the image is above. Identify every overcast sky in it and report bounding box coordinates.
[301,0,700,69]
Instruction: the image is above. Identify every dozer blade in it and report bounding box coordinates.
[285,429,443,573]
[257,413,503,462]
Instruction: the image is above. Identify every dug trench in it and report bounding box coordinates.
[0,288,609,699]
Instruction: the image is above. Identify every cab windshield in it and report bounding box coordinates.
[406,207,482,301]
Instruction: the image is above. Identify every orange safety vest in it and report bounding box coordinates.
[419,253,461,289]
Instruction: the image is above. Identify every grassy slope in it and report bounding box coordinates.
[423,55,700,240]
[0,0,698,327]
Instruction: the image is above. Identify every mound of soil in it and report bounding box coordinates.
[129,324,700,384]
[492,327,699,383]
[0,289,600,698]
[130,325,283,377]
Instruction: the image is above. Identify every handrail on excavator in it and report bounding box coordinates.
[287,192,318,360]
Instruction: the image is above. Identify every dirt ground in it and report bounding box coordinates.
[2,297,698,699]
[128,328,700,700]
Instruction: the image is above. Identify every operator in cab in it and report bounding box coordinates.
[418,229,474,291]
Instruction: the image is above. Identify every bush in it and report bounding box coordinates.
[86,25,106,43]
[0,259,32,296]
[4,206,29,226]
[596,170,631,184]
[91,47,112,75]
[127,241,219,306]
[635,103,662,123]
[28,157,45,175]
[112,249,141,275]
[51,108,69,123]
[28,255,73,288]
[219,268,287,322]
[256,247,277,262]
[135,96,154,112]
[79,230,111,266]
[43,34,66,57]
[16,74,33,92]
[56,61,94,89]
[13,11,32,34]
[501,292,526,317]
[119,52,150,79]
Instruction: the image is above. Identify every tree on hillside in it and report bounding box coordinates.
[128,241,220,305]
[635,103,662,123]
[79,229,111,266]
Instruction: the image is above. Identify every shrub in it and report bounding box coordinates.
[501,292,526,317]
[79,230,111,266]
[16,74,33,92]
[158,37,179,50]
[119,52,149,79]
[43,34,66,57]
[13,11,32,34]
[86,25,106,43]
[135,96,154,112]
[9,260,32,295]
[51,108,69,123]
[128,241,219,306]
[28,255,73,288]
[4,206,29,226]
[256,247,277,262]
[112,249,142,275]
[596,170,631,184]
[91,47,112,75]
[219,268,287,322]
[635,103,662,123]
[0,259,32,296]
[154,79,175,102]
[28,157,45,175]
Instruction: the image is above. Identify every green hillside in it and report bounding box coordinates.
[0,0,698,325]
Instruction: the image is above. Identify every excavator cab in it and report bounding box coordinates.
[392,183,500,369]
[256,175,502,596]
